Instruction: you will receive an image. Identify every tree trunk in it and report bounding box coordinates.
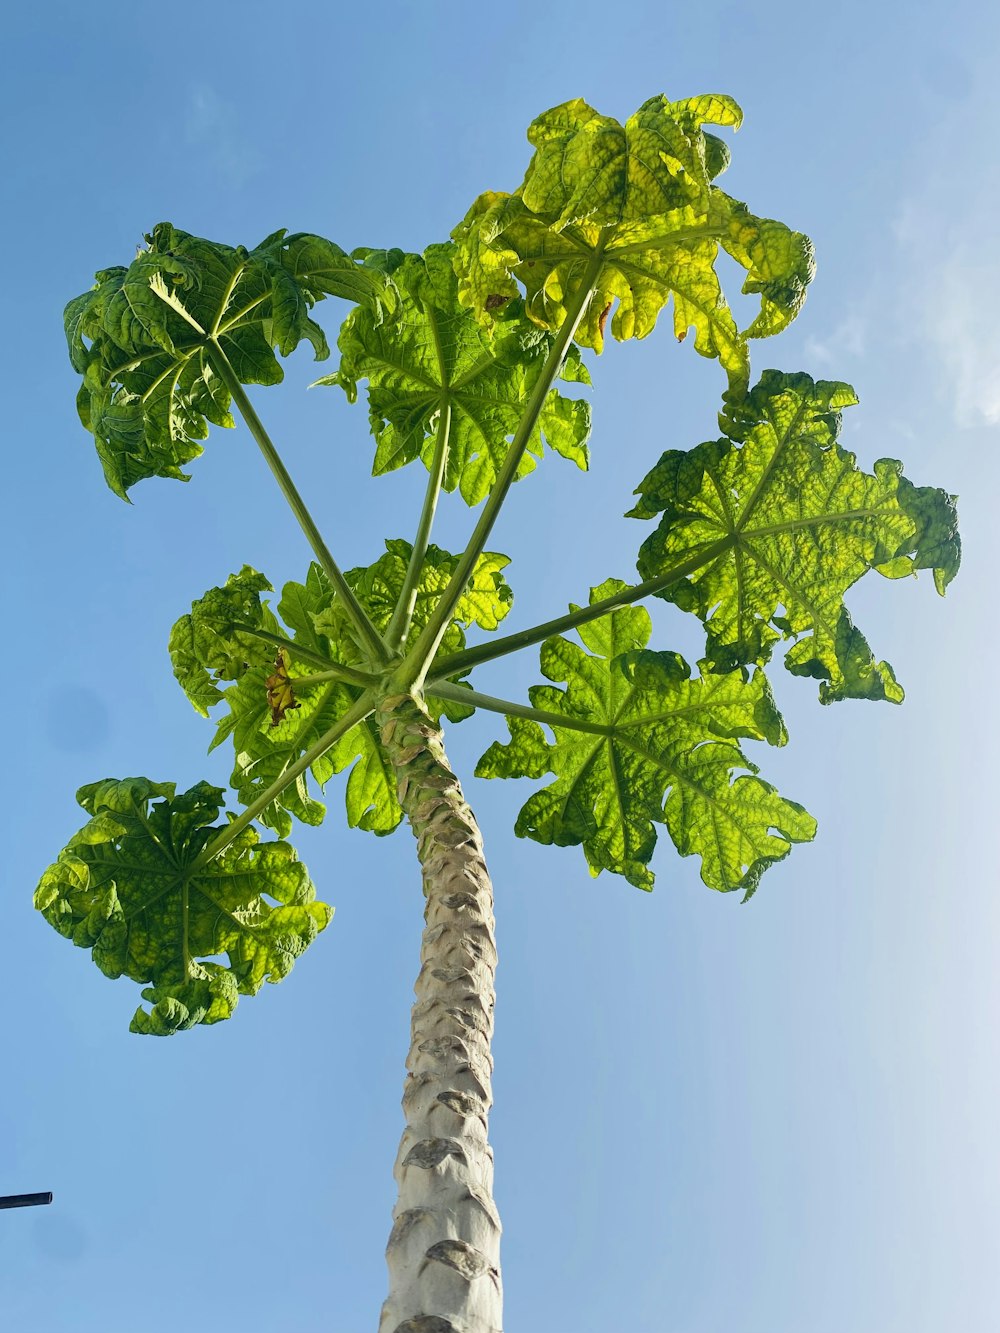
[376,691,503,1333]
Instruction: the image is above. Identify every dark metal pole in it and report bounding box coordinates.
[0,1192,53,1209]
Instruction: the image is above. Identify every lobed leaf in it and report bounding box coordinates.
[171,542,513,835]
[317,538,514,660]
[452,95,813,396]
[476,582,814,896]
[184,565,393,838]
[168,564,275,716]
[319,243,591,505]
[222,661,384,838]
[66,223,393,498]
[34,778,330,1034]
[631,371,961,702]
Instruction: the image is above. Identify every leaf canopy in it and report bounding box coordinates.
[316,538,514,660]
[34,778,329,1034]
[452,96,814,395]
[66,223,392,498]
[178,563,393,838]
[476,582,814,896]
[319,243,592,505]
[170,542,513,836]
[631,371,961,702]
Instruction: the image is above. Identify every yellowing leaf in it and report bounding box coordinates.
[632,371,961,702]
[476,582,814,896]
[265,648,299,727]
[452,96,813,396]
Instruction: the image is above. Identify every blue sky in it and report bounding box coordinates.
[3,2,999,1330]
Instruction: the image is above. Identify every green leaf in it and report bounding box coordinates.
[227,666,392,838]
[452,96,813,397]
[196,566,388,837]
[317,538,514,659]
[174,542,512,834]
[167,559,376,835]
[34,778,330,1034]
[631,371,961,702]
[66,223,393,498]
[475,582,814,895]
[169,565,275,716]
[319,243,592,505]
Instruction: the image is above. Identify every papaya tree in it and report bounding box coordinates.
[36,93,958,1333]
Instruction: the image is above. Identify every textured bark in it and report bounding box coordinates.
[376,692,503,1333]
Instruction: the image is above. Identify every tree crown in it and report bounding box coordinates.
[39,92,958,1033]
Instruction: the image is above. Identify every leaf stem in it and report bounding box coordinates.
[427,680,611,738]
[230,623,379,685]
[429,535,735,678]
[402,243,607,687]
[288,669,364,688]
[189,691,376,871]
[181,880,191,979]
[386,400,453,651]
[206,340,388,665]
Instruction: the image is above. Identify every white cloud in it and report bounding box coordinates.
[185,87,262,189]
[893,111,1000,429]
[803,314,867,368]
[906,243,1000,427]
